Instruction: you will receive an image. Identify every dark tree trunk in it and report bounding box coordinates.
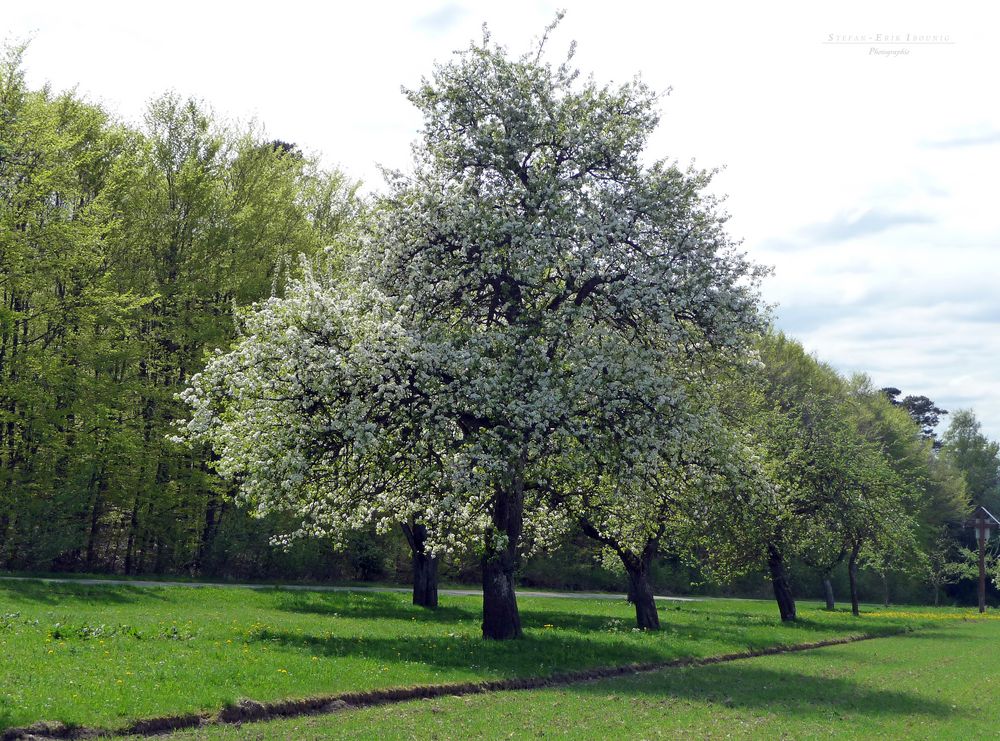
[577,517,663,631]
[482,553,521,639]
[823,576,836,611]
[153,536,168,573]
[412,552,438,608]
[84,464,108,570]
[767,542,796,621]
[848,540,861,617]
[85,493,103,570]
[401,522,438,608]
[482,460,525,641]
[192,489,224,575]
[124,499,140,575]
[623,551,659,630]
[881,571,890,607]
[0,513,9,569]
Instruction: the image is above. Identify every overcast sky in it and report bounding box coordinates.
[5,1,999,438]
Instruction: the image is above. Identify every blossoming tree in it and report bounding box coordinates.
[179,20,766,639]
[541,357,762,630]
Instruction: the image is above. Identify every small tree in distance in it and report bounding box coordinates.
[881,387,948,448]
[941,410,1000,513]
[690,334,919,621]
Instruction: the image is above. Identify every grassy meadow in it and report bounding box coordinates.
[0,579,936,732]
[174,614,1000,739]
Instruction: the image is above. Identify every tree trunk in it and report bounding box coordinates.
[0,513,10,570]
[192,488,223,575]
[85,491,103,570]
[623,552,659,630]
[979,522,987,614]
[823,576,836,611]
[401,522,438,608]
[767,542,796,621]
[881,571,890,607]
[482,553,521,639]
[413,551,438,608]
[482,460,525,641]
[848,541,861,617]
[124,498,140,575]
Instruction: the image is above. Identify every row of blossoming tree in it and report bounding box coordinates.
[177,23,969,638]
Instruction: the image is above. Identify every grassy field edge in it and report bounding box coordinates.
[4,629,910,740]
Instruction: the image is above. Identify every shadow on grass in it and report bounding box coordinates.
[265,593,929,676]
[0,579,169,606]
[533,610,919,646]
[245,618,917,682]
[272,591,478,625]
[569,659,958,719]
[244,622,954,724]
[273,590,652,632]
[519,607,895,636]
[272,591,915,640]
[248,628,680,677]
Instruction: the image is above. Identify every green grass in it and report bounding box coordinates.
[0,580,942,732]
[171,613,1000,739]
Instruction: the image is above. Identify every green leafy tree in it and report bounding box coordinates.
[96,93,362,575]
[848,378,942,608]
[874,385,969,604]
[940,410,1000,514]
[754,335,864,620]
[925,529,977,605]
[692,335,917,620]
[0,43,145,568]
[1,44,361,577]
[881,387,948,446]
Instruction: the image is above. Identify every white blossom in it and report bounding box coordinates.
[176,26,767,565]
